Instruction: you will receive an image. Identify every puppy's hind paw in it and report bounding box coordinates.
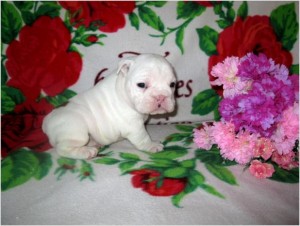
[78,146,98,160]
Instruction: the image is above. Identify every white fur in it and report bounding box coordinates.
[42,54,177,159]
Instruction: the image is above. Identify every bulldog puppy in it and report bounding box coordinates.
[42,54,177,159]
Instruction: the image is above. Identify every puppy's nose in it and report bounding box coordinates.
[155,95,167,104]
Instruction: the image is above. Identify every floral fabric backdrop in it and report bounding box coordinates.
[1,1,299,225]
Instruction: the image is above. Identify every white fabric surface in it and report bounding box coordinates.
[1,125,299,225]
[1,1,299,225]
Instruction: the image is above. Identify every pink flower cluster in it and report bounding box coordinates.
[194,53,299,179]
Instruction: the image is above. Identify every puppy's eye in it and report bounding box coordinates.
[137,83,146,88]
[170,82,176,88]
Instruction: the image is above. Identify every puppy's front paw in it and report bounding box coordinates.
[147,142,164,152]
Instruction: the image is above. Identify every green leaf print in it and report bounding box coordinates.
[163,167,188,178]
[196,147,237,166]
[290,64,299,75]
[94,157,120,165]
[191,89,220,115]
[205,164,238,185]
[177,1,206,20]
[145,1,167,8]
[35,2,61,18]
[1,86,25,114]
[149,146,188,159]
[199,183,225,199]
[119,161,138,173]
[13,1,34,11]
[175,125,196,133]
[1,149,39,191]
[1,1,23,44]
[175,27,185,54]
[46,89,77,107]
[237,1,248,20]
[33,152,53,180]
[269,164,299,183]
[270,3,298,51]
[129,12,139,30]
[188,170,205,186]
[138,6,165,32]
[196,26,219,56]
[120,153,140,161]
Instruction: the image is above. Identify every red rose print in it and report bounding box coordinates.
[1,99,53,158]
[86,35,98,43]
[195,1,221,7]
[208,16,293,95]
[59,1,136,33]
[5,16,82,101]
[131,169,187,196]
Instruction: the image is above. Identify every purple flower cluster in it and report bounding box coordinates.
[194,53,299,178]
[219,53,297,137]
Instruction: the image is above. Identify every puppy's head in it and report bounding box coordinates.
[117,54,177,115]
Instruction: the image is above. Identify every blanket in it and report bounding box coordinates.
[1,1,299,225]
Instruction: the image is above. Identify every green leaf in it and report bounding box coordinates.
[1,149,39,191]
[163,167,188,178]
[164,133,190,145]
[290,64,299,75]
[119,161,138,173]
[138,6,165,32]
[213,4,222,15]
[13,2,34,11]
[20,11,36,25]
[175,27,185,54]
[93,157,120,165]
[196,26,219,56]
[1,86,25,114]
[149,158,178,168]
[172,191,187,208]
[199,183,225,199]
[205,163,238,185]
[196,146,237,166]
[269,165,299,183]
[172,181,200,208]
[214,104,221,121]
[237,1,248,20]
[36,3,61,18]
[57,157,76,167]
[150,146,188,159]
[129,12,139,30]
[69,45,83,57]
[46,89,76,107]
[270,3,298,51]
[191,89,220,115]
[226,7,235,22]
[175,125,195,132]
[188,169,205,186]
[1,90,15,114]
[184,181,198,193]
[32,152,53,180]
[1,1,23,44]
[119,152,140,161]
[177,1,206,20]
[55,157,77,180]
[78,161,95,181]
[146,1,167,7]
[216,19,231,29]
[180,159,195,169]
[1,86,25,105]
[1,59,8,85]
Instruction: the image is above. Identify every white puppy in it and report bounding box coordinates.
[42,54,177,159]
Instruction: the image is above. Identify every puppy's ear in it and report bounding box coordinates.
[117,57,136,76]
